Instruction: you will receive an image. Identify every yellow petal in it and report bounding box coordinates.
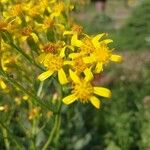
[63,31,73,36]
[59,47,66,58]
[20,36,27,42]
[38,70,53,81]
[69,69,80,83]
[31,33,39,43]
[0,80,7,89]
[90,96,100,109]
[63,61,73,65]
[92,33,105,47]
[95,62,103,73]
[84,68,93,81]
[62,94,77,105]
[69,53,81,59]
[83,56,95,64]
[59,45,74,58]
[102,39,113,44]
[94,87,111,98]
[58,69,68,85]
[71,34,82,47]
[110,55,123,62]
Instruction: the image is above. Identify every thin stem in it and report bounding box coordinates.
[0,121,22,150]
[1,126,10,150]
[0,69,54,112]
[42,102,62,150]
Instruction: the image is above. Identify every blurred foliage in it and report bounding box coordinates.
[81,13,114,34]
[113,0,150,51]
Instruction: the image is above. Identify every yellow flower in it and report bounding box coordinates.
[83,42,122,73]
[38,53,68,85]
[63,70,111,109]
[71,33,122,73]
[9,4,23,17]
[20,26,39,42]
[51,2,65,18]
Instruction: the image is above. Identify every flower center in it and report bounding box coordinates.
[43,43,58,54]
[21,27,32,36]
[43,54,63,71]
[72,80,93,103]
[80,38,95,54]
[71,24,83,34]
[73,57,87,73]
[94,44,111,63]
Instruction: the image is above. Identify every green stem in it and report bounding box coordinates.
[10,43,44,71]
[0,69,54,112]
[0,121,22,150]
[42,102,62,150]
[1,126,10,150]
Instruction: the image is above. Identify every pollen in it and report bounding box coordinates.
[72,80,93,103]
[73,57,87,73]
[43,43,58,54]
[71,24,83,34]
[21,27,32,36]
[43,54,63,71]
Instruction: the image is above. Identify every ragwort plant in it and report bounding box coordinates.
[0,0,122,149]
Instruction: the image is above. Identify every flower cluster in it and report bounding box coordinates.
[37,32,122,109]
[0,0,122,110]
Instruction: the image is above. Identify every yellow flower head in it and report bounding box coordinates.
[53,2,65,14]
[71,33,122,73]
[38,53,68,85]
[10,4,23,16]
[63,70,111,109]
[43,17,54,29]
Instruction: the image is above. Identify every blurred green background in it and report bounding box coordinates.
[58,0,150,149]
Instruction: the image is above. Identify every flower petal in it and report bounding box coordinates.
[69,69,80,83]
[38,70,53,81]
[84,68,93,81]
[92,33,106,47]
[31,33,39,42]
[94,87,111,98]
[71,34,82,47]
[0,79,7,89]
[63,31,73,36]
[62,94,77,105]
[58,68,68,85]
[90,96,100,109]
[110,55,122,62]
[95,62,103,73]
[69,53,81,59]
[83,56,95,64]
[101,39,113,44]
